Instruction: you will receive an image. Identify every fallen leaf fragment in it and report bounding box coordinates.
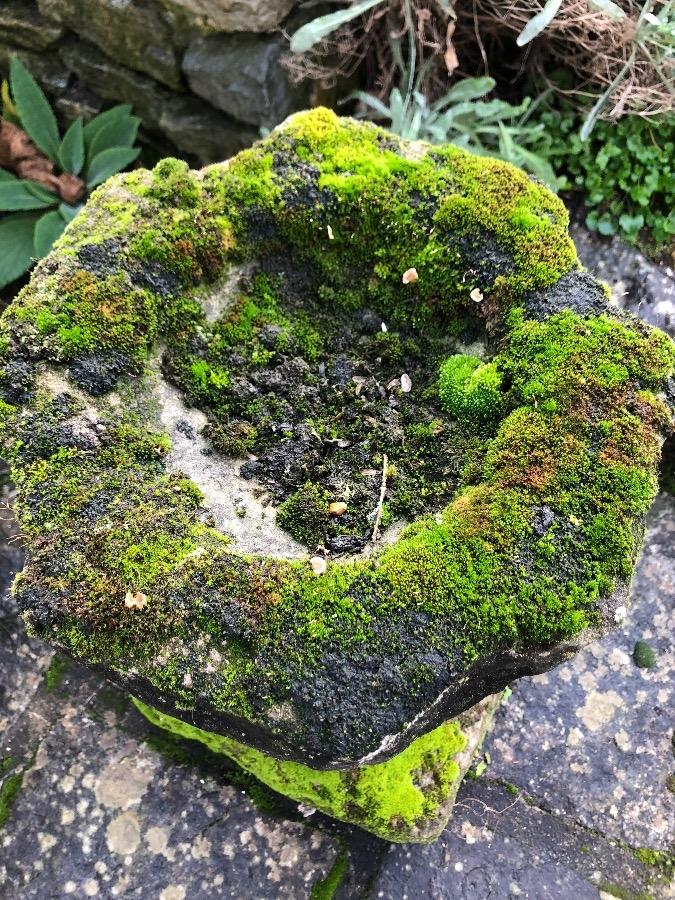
[400,373,412,393]
[329,501,348,516]
[327,224,334,240]
[124,590,148,610]
[310,556,327,576]
[402,267,418,284]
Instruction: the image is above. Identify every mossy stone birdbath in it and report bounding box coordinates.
[1,109,673,842]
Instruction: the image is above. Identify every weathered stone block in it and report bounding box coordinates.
[159,0,296,33]
[37,0,182,88]
[0,1,64,51]
[1,110,673,838]
[133,693,501,842]
[183,31,310,127]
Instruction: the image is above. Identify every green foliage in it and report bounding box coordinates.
[351,73,558,186]
[532,108,675,250]
[291,0,386,52]
[632,639,656,668]
[0,57,141,290]
[9,56,60,162]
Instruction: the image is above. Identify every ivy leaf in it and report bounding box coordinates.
[88,115,141,159]
[516,0,564,46]
[83,104,133,151]
[0,180,56,211]
[9,56,60,163]
[34,209,66,258]
[85,146,140,189]
[0,212,40,289]
[290,0,386,53]
[58,118,85,176]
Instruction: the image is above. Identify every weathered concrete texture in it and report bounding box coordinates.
[370,779,671,900]
[572,221,675,337]
[0,607,362,898]
[369,494,675,899]
[484,492,675,851]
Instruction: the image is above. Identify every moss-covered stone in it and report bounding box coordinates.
[1,109,673,782]
[133,694,498,842]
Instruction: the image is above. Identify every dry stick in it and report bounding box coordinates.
[371,453,388,543]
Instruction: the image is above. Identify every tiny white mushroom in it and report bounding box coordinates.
[470,287,484,303]
[402,267,418,284]
[310,556,327,576]
[327,224,334,240]
[400,373,412,393]
[381,322,388,333]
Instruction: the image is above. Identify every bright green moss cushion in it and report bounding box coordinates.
[1,109,673,774]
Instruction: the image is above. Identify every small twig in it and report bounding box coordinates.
[371,453,388,542]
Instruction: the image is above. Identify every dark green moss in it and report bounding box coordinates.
[311,848,349,900]
[43,652,70,692]
[0,768,24,831]
[276,483,330,547]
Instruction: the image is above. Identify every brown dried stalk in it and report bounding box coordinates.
[0,117,85,204]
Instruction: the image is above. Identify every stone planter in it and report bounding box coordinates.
[1,109,673,841]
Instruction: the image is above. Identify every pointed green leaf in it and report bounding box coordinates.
[59,202,82,223]
[0,180,56,211]
[0,168,19,183]
[88,116,140,160]
[0,212,40,289]
[516,0,564,46]
[24,181,59,204]
[33,209,66,258]
[58,118,85,175]
[86,146,140,189]
[290,0,386,53]
[9,56,60,162]
[83,104,133,150]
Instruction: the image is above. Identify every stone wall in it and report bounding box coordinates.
[0,0,314,164]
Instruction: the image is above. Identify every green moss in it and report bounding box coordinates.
[633,640,657,668]
[43,653,70,692]
[2,108,674,784]
[311,848,349,900]
[439,355,504,426]
[0,768,24,831]
[276,483,330,547]
[133,697,466,841]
